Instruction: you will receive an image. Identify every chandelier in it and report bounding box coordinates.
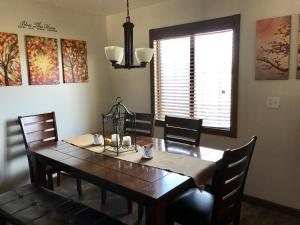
[104,0,154,69]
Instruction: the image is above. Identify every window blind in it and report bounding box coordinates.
[154,37,191,120]
[153,30,234,130]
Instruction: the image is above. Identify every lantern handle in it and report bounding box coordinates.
[116,97,123,104]
[102,97,135,118]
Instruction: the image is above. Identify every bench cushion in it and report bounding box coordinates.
[0,184,125,225]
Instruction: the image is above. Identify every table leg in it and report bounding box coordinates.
[145,202,166,225]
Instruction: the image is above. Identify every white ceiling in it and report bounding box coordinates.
[32,0,169,15]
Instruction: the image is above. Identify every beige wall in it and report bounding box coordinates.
[0,0,112,191]
[106,0,300,209]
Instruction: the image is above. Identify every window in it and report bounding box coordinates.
[150,15,240,137]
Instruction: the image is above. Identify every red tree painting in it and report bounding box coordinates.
[0,32,22,86]
[297,16,300,79]
[256,16,291,80]
[26,36,59,85]
[61,39,88,83]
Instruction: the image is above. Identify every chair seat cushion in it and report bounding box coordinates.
[168,188,214,225]
[0,184,125,225]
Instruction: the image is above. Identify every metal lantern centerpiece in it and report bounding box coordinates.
[102,97,137,156]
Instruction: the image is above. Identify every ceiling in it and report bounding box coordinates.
[32,0,169,15]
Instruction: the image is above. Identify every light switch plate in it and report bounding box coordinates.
[266,96,280,109]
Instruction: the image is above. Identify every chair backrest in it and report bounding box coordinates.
[124,112,155,137]
[164,115,203,146]
[18,112,58,149]
[211,136,257,225]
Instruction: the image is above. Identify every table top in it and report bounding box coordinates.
[29,136,224,203]
[136,136,224,163]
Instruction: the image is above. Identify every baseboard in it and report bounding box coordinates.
[243,195,300,217]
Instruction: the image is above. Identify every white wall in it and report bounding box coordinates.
[0,0,112,191]
[106,0,300,209]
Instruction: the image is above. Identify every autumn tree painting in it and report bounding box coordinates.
[297,16,300,79]
[26,36,59,85]
[0,32,22,86]
[256,16,291,80]
[61,39,88,83]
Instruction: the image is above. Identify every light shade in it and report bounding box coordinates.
[104,46,124,64]
[135,48,154,63]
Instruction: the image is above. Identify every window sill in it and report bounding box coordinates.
[155,120,237,138]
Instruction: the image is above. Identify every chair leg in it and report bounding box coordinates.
[166,217,174,225]
[0,215,6,225]
[233,214,240,225]
[76,179,82,196]
[56,171,61,186]
[138,203,144,220]
[101,189,107,205]
[127,199,133,214]
[233,204,241,225]
[47,173,54,190]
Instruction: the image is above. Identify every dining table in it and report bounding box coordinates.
[28,135,224,225]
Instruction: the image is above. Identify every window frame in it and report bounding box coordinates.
[149,14,240,138]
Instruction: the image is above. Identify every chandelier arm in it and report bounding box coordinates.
[112,62,147,69]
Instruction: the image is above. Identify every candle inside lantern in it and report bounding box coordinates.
[93,134,104,145]
[111,134,120,147]
[122,136,131,146]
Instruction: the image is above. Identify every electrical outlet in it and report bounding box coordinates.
[266,96,280,109]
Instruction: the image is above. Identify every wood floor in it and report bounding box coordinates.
[55,176,300,225]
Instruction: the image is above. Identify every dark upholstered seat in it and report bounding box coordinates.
[0,184,125,225]
[168,188,214,225]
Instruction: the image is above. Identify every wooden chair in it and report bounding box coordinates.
[102,112,155,219]
[167,136,257,225]
[18,112,82,196]
[124,112,155,137]
[164,115,203,146]
[137,115,202,221]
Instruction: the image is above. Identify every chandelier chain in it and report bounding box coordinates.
[126,0,130,21]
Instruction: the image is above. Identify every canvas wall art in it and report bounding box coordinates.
[61,39,88,83]
[297,16,300,79]
[255,16,291,80]
[26,36,59,85]
[0,32,22,86]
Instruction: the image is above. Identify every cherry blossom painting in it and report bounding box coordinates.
[0,32,22,86]
[61,39,88,83]
[26,36,59,85]
[297,16,300,79]
[256,16,291,80]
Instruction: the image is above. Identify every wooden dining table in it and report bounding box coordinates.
[28,136,224,225]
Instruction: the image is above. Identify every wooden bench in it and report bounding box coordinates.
[0,184,125,225]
